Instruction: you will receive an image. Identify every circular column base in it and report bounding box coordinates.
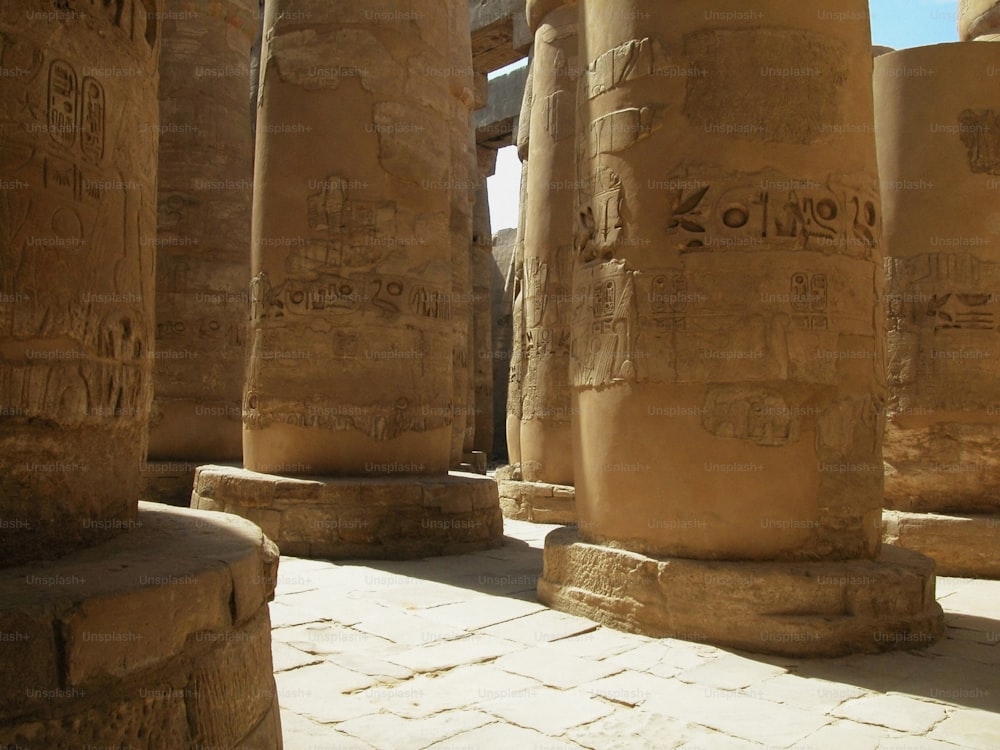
[538,527,945,657]
[141,460,202,506]
[193,464,503,559]
[497,479,577,524]
[883,510,1000,579]
[0,503,282,748]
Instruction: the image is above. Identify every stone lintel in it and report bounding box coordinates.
[475,63,529,148]
[192,465,504,560]
[883,510,1000,579]
[538,527,945,658]
[498,479,577,525]
[0,503,280,747]
[470,0,531,74]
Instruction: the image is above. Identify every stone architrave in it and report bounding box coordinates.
[497,0,578,525]
[0,0,158,562]
[0,4,281,746]
[145,0,258,505]
[193,0,502,558]
[875,43,1000,578]
[538,0,944,656]
[960,0,1000,40]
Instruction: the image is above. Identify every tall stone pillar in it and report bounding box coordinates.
[472,148,496,459]
[960,0,1000,40]
[875,42,1000,578]
[145,0,257,504]
[505,57,533,469]
[538,0,944,656]
[0,4,281,746]
[497,0,578,523]
[192,0,502,559]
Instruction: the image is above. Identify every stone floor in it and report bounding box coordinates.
[271,518,1000,750]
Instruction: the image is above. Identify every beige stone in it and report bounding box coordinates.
[0,0,159,564]
[874,43,1000,576]
[498,477,577,523]
[960,0,1000,40]
[147,0,256,483]
[539,527,944,658]
[883,511,1000,578]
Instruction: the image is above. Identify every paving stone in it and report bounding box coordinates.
[271,641,323,673]
[362,664,542,719]
[420,596,548,630]
[644,679,831,747]
[927,709,1000,750]
[784,719,888,750]
[352,610,468,647]
[676,728,769,750]
[277,622,395,656]
[480,685,615,735]
[565,708,692,750]
[427,721,585,749]
[274,662,379,718]
[268,601,329,629]
[477,609,598,644]
[750,673,869,712]
[576,670,673,707]
[338,709,494,750]
[280,711,380,750]
[544,627,642,659]
[833,693,950,733]
[676,652,788,690]
[278,589,395,626]
[361,581,475,610]
[325,651,415,682]
[382,633,523,673]
[494,646,623,689]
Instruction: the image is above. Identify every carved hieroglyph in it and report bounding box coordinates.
[0,0,160,563]
[570,2,886,561]
[875,43,1000,516]
[519,0,577,485]
[245,1,459,476]
[149,0,257,462]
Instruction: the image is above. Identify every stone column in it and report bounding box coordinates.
[960,0,1000,40]
[538,0,943,656]
[0,4,281,746]
[472,149,496,460]
[875,42,1000,578]
[193,0,502,559]
[145,0,257,505]
[505,58,533,468]
[0,0,158,562]
[497,0,578,524]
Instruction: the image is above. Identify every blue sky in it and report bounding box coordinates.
[488,0,962,231]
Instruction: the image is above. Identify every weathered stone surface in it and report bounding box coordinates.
[0,0,160,565]
[538,527,944,658]
[0,504,281,748]
[883,511,1000,578]
[470,0,532,73]
[148,0,256,484]
[193,465,503,559]
[960,0,1000,40]
[491,227,518,458]
[498,479,576,524]
[518,0,576,486]
[570,1,886,562]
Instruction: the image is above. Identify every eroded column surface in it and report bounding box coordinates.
[961,0,1000,40]
[198,0,502,558]
[539,0,943,656]
[146,0,257,501]
[876,42,1000,577]
[0,0,158,563]
[520,0,576,486]
[472,151,496,459]
[245,2,458,476]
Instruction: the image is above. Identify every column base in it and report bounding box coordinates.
[883,510,1000,579]
[0,503,282,749]
[141,460,202,506]
[497,478,576,524]
[192,464,504,559]
[538,527,944,657]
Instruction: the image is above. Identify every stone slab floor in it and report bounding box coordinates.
[271,519,1000,750]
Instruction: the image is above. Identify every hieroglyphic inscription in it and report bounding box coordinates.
[588,107,654,157]
[887,252,999,333]
[582,37,657,101]
[959,109,1000,175]
[664,175,878,256]
[576,167,622,262]
[303,175,396,269]
[571,261,636,387]
[790,272,829,330]
[702,388,799,446]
